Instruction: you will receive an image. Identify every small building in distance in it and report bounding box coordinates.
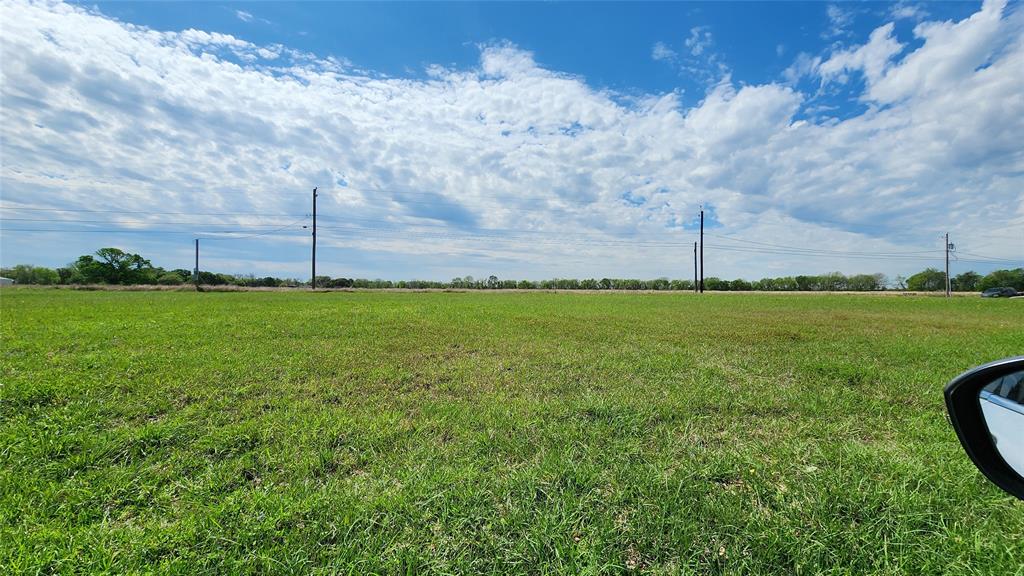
[0,277,14,286]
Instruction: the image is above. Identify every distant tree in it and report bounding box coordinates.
[872,273,889,291]
[847,273,886,291]
[69,248,156,284]
[892,275,908,290]
[56,266,77,284]
[952,271,982,292]
[670,279,694,291]
[704,277,729,291]
[195,271,229,285]
[169,269,193,282]
[157,272,185,285]
[774,276,798,291]
[794,275,816,291]
[978,268,1024,291]
[727,279,750,291]
[552,278,578,290]
[649,278,670,291]
[486,275,500,289]
[0,264,59,285]
[906,268,946,291]
[819,272,847,291]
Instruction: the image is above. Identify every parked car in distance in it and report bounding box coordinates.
[981,287,1019,298]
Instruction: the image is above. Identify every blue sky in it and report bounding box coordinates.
[88,2,976,92]
[87,1,982,113]
[1,1,1021,281]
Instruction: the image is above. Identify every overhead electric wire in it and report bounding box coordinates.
[198,215,310,240]
[705,231,943,257]
[5,206,1016,260]
[316,226,696,249]
[0,217,301,227]
[315,223,944,258]
[0,227,306,237]
[0,204,305,218]
[2,219,1015,263]
[2,202,1019,267]
[954,251,1022,264]
[703,244,961,262]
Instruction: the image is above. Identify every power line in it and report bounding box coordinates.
[1,214,697,245]
[703,244,959,262]
[0,217,301,227]
[0,205,304,218]
[315,224,966,260]
[199,216,310,240]
[5,200,1023,244]
[954,251,1022,264]
[3,221,1015,264]
[2,208,1019,271]
[705,231,942,257]
[317,227,733,250]
[0,227,306,237]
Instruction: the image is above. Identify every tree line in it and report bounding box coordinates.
[0,248,303,288]
[3,248,1022,292]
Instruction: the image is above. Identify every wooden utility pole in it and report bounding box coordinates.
[945,233,952,297]
[311,187,317,290]
[699,209,704,293]
[193,238,199,289]
[693,241,698,293]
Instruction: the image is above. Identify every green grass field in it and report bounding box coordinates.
[1,289,1022,574]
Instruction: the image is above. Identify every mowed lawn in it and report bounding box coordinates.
[1,289,1022,575]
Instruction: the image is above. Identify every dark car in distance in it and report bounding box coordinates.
[981,287,1019,298]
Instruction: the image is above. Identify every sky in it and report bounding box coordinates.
[1,0,1022,282]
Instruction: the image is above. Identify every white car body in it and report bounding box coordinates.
[980,391,1024,476]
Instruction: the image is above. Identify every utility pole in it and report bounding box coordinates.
[193,238,200,289]
[945,233,954,297]
[311,187,317,290]
[693,241,698,293]
[699,208,704,293]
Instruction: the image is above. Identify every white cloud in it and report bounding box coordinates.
[867,0,1012,103]
[819,22,904,86]
[685,26,713,56]
[0,0,1021,280]
[890,1,928,22]
[479,42,539,77]
[782,52,822,84]
[653,26,729,86]
[651,41,676,62]
[235,10,253,23]
[824,4,855,38]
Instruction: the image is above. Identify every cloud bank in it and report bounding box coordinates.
[1,0,1021,279]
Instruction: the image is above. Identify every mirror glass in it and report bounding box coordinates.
[979,370,1024,477]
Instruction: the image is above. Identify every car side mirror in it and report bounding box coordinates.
[945,356,1024,500]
